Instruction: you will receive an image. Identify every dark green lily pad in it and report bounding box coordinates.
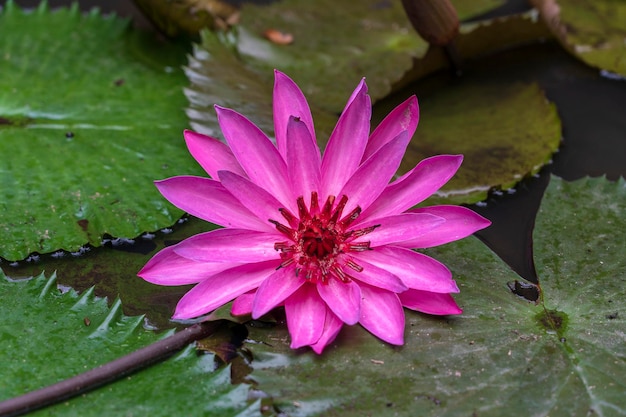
[0,2,202,261]
[0,271,257,416]
[398,81,562,204]
[237,0,507,113]
[532,0,626,76]
[186,0,511,140]
[235,0,427,114]
[187,13,561,206]
[0,214,219,330]
[244,176,626,416]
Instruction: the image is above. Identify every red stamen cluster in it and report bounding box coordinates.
[269,192,378,284]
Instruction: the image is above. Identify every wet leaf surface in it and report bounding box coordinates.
[235,0,429,113]
[244,176,626,416]
[375,79,561,205]
[531,0,626,76]
[0,271,257,416]
[0,216,218,330]
[187,23,561,206]
[187,3,544,143]
[0,3,202,261]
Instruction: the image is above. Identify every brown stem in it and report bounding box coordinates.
[0,321,219,417]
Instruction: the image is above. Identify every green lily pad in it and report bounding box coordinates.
[235,0,427,114]
[236,0,507,113]
[244,176,626,416]
[0,270,257,416]
[187,14,561,207]
[396,81,562,204]
[0,215,219,330]
[0,2,202,261]
[532,0,626,76]
[186,0,510,140]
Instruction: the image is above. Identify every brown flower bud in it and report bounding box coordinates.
[401,0,460,46]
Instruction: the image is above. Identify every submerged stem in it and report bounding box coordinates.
[0,321,219,417]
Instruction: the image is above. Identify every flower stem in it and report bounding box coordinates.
[0,321,219,417]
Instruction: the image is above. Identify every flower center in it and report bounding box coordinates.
[269,192,378,284]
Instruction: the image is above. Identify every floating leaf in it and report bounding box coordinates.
[186,12,560,206]
[0,2,202,261]
[236,0,506,113]
[0,271,256,416]
[531,0,626,76]
[186,0,511,138]
[235,0,428,113]
[393,81,562,204]
[244,176,626,416]
[0,215,219,330]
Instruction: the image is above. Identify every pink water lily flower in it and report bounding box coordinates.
[139,70,490,354]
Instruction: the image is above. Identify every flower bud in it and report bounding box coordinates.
[401,0,460,46]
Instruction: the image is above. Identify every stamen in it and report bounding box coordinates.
[274,241,294,251]
[297,196,309,220]
[339,206,361,227]
[330,265,351,283]
[329,195,349,225]
[278,257,295,269]
[269,219,296,239]
[348,241,372,251]
[309,192,320,216]
[272,193,379,285]
[321,195,335,219]
[350,225,379,238]
[345,259,364,272]
[279,208,298,227]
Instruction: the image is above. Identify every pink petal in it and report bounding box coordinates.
[285,284,326,348]
[310,309,344,354]
[138,244,240,286]
[172,261,278,319]
[252,266,306,318]
[339,131,410,215]
[215,105,295,211]
[341,77,365,113]
[316,279,361,325]
[155,176,272,232]
[363,95,419,162]
[344,257,408,293]
[286,116,321,199]
[399,289,462,315]
[354,246,458,293]
[359,284,405,345]
[273,70,317,159]
[173,228,281,263]
[356,212,445,247]
[218,170,285,226]
[231,291,255,316]
[359,154,463,223]
[183,130,246,179]
[401,205,492,248]
[320,79,371,198]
